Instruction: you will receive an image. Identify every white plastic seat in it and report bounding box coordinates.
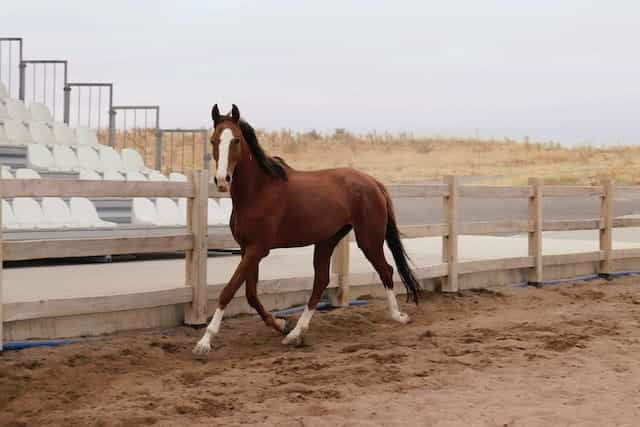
[52,123,78,145]
[12,198,46,229]
[169,172,188,182]
[0,123,8,144]
[98,145,125,171]
[75,127,100,146]
[78,169,102,180]
[76,146,102,171]
[2,199,20,229]
[15,168,42,179]
[26,144,54,170]
[121,148,150,172]
[0,82,9,99]
[1,166,13,179]
[0,101,9,121]
[4,120,35,145]
[103,171,125,181]
[126,171,147,181]
[219,198,233,219]
[177,198,188,226]
[155,198,180,226]
[29,102,54,124]
[28,121,57,146]
[147,171,168,182]
[208,198,229,225]
[69,197,116,228]
[4,98,31,122]
[52,145,81,171]
[131,197,159,225]
[41,197,82,228]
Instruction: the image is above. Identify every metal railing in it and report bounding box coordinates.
[19,59,68,122]
[65,82,115,146]
[159,128,211,174]
[111,105,161,169]
[0,38,23,99]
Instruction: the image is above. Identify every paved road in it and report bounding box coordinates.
[393,196,640,225]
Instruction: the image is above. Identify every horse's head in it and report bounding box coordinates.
[210,104,244,192]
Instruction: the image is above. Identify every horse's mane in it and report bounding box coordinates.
[237,119,289,180]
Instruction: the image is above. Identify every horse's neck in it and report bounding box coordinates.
[230,155,269,209]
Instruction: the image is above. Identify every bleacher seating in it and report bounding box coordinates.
[76,146,102,171]
[29,121,57,146]
[103,170,125,181]
[29,102,54,124]
[0,82,9,99]
[4,98,31,123]
[98,145,125,172]
[155,198,181,226]
[75,126,100,146]
[12,197,46,229]
[69,198,116,228]
[2,199,19,229]
[0,77,233,234]
[131,197,159,225]
[52,122,78,145]
[4,120,34,145]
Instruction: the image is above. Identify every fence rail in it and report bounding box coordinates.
[2,175,639,350]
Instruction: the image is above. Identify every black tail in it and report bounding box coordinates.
[382,188,422,304]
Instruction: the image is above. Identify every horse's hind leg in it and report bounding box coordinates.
[354,226,410,324]
[282,228,347,345]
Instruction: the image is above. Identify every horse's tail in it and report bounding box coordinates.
[378,183,422,304]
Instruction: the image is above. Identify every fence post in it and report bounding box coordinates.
[184,169,209,325]
[442,175,459,292]
[330,234,350,307]
[599,178,614,277]
[528,178,543,285]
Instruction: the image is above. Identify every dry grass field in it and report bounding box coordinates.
[101,129,640,185]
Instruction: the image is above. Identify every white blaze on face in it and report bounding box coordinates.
[216,128,234,184]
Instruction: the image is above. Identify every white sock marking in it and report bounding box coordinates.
[386,289,410,324]
[193,308,224,355]
[283,306,315,344]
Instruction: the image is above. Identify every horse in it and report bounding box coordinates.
[193,104,421,356]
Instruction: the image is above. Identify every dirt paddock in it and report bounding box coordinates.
[2,276,640,426]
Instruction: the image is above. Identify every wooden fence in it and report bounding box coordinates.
[2,173,640,350]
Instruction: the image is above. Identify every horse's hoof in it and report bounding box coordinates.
[277,317,294,335]
[392,312,411,324]
[282,332,305,347]
[192,337,212,358]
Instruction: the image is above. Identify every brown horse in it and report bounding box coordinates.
[193,104,421,355]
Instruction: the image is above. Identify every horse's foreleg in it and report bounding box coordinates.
[193,248,264,356]
[245,264,290,335]
[282,239,336,346]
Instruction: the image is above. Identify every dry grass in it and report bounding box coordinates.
[99,129,640,185]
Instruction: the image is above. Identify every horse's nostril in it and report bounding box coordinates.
[225,175,231,183]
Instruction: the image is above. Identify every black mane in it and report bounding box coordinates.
[237,119,289,180]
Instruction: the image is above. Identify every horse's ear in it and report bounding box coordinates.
[231,104,240,123]
[211,104,221,125]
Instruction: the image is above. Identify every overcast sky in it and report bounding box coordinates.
[2,1,639,145]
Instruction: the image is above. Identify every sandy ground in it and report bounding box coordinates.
[2,276,640,427]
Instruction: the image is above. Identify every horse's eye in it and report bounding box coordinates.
[232,138,240,144]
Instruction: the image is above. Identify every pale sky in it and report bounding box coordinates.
[2,0,639,145]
